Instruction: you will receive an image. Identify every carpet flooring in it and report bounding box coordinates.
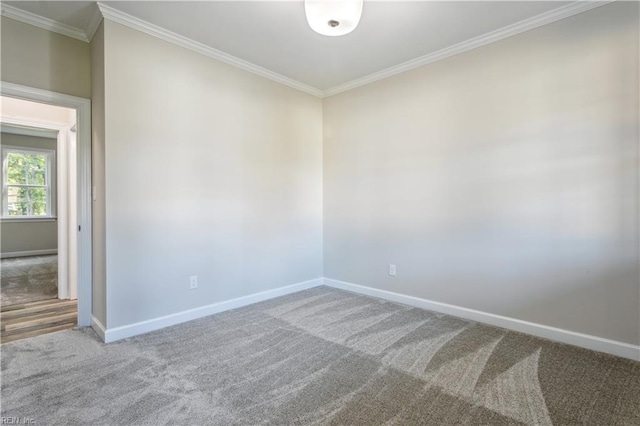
[1,255,58,306]
[1,286,639,425]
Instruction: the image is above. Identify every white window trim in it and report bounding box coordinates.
[2,144,56,219]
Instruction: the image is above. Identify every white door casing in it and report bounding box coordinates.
[1,82,92,326]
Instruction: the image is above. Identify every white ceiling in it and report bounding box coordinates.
[4,1,579,94]
[5,1,98,33]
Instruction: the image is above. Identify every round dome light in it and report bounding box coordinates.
[305,0,364,37]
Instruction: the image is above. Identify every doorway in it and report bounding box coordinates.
[0,83,92,342]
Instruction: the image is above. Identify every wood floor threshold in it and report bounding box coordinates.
[4,312,77,332]
[2,316,77,335]
[0,299,77,344]
[1,308,76,328]
[1,323,76,344]
[0,298,60,312]
[0,300,77,320]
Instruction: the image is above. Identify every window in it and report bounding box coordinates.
[2,146,55,218]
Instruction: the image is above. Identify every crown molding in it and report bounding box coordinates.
[85,5,104,42]
[0,3,89,42]
[0,1,614,98]
[322,0,614,98]
[96,2,323,98]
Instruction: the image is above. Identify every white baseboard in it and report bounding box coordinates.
[323,278,640,361]
[90,276,639,361]
[1,249,58,259]
[100,278,324,343]
[91,316,106,341]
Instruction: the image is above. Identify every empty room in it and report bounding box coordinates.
[1,1,638,424]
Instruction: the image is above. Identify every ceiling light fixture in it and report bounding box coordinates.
[305,0,364,37]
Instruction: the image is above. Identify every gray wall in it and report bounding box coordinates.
[1,16,91,99]
[1,133,58,255]
[98,21,323,329]
[323,2,640,345]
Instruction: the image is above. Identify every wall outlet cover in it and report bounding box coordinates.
[189,275,198,289]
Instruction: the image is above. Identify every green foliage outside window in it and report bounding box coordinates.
[5,151,49,216]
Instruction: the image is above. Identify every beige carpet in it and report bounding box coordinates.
[1,286,639,425]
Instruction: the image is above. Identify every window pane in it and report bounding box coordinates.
[7,186,47,216]
[7,152,47,185]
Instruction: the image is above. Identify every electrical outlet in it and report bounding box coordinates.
[389,264,396,276]
[189,275,198,289]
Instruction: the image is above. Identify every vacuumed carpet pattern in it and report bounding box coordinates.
[1,286,639,425]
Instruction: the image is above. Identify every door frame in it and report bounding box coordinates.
[1,82,92,326]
